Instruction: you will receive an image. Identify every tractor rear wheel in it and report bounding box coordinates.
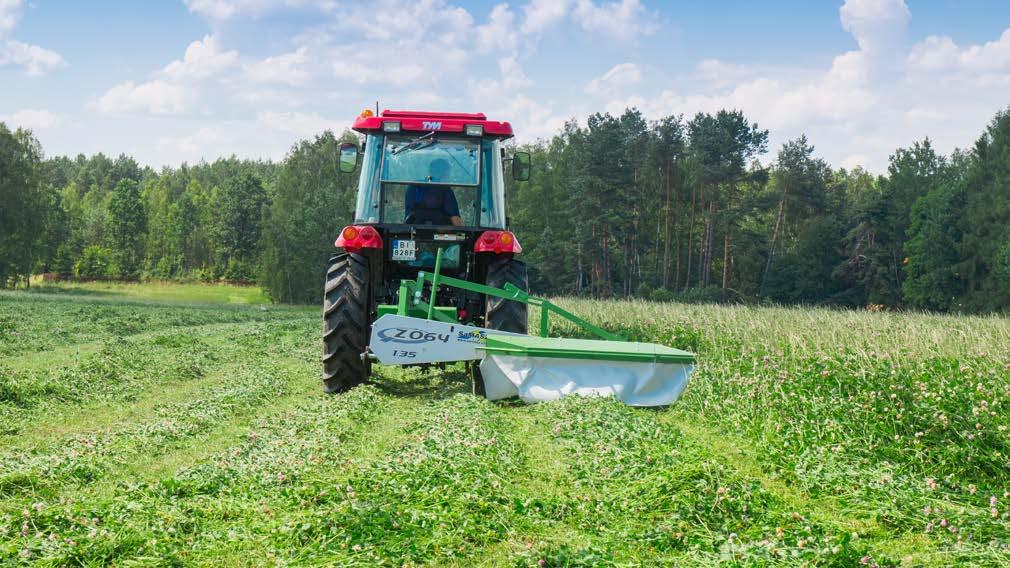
[323,253,370,393]
[485,257,528,334]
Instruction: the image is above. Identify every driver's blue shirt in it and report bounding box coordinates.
[404,185,460,217]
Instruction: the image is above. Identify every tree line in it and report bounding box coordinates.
[1,106,1009,312]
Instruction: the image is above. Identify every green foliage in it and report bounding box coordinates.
[259,131,357,303]
[213,171,268,278]
[0,123,48,287]
[73,246,116,279]
[107,179,146,278]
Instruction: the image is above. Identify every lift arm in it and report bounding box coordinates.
[396,248,623,342]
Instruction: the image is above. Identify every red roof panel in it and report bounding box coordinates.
[352,109,513,138]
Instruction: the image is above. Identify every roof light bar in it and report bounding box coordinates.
[464,124,483,136]
[382,121,401,133]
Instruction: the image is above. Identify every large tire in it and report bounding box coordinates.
[485,257,528,334]
[323,253,370,393]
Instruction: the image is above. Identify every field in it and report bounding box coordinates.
[2,283,1010,566]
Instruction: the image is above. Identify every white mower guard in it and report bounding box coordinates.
[370,314,694,407]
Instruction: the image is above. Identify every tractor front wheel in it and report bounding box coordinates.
[323,253,371,393]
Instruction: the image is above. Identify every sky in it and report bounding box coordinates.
[2,0,1010,172]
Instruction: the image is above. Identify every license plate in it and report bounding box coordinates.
[391,239,416,261]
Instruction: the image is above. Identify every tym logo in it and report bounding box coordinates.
[422,121,442,130]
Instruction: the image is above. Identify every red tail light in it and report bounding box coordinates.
[335,225,383,253]
[474,230,522,254]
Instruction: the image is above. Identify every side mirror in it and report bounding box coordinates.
[512,151,531,181]
[338,142,359,173]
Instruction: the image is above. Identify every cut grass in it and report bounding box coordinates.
[20,279,271,304]
[2,287,1010,566]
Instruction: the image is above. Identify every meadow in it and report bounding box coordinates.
[1,283,1009,566]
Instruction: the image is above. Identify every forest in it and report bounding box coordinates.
[2,105,1010,312]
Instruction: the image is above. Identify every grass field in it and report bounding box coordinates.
[2,282,1010,566]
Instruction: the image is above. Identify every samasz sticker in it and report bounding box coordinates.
[456,329,488,344]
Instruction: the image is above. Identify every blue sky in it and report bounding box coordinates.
[2,0,1010,171]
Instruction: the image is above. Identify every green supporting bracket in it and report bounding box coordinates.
[395,248,623,342]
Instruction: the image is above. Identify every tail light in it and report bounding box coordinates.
[335,225,383,253]
[475,230,522,254]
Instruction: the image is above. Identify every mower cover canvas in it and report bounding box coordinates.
[478,335,694,407]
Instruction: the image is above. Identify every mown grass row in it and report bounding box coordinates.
[0,290,306,358]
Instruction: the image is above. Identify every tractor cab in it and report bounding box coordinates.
[340,110,530,227]
[336,110,529,274]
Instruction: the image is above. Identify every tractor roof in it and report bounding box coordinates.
[352,109,514,139]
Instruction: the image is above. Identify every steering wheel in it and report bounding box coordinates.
[405,208,451,225]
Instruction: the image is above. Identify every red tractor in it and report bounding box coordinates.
[324,109,532,393]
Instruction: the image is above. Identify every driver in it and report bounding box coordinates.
[404,158,462,226]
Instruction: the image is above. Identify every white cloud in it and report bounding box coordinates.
[585,62,640,95]
[904,107,945,123]
[0,1,67,75]
[246,46,309,85]
[0,108,62,130]
[1,39,66,75]
[469,56,532,101]
[0,0,21,35]
[476,3,518,53]
[183,0,329,19]
[94,35,241,116]
[573,0,656,40]
[256,110,344,137]
[161,34,238,80]
[345,0,474,43]
[839,0,910,53]
[95,80,189,115]
[696,59,758,88]
[155,127,229,162]
[521,0,570,34]
[908,29,1010,72]
[333,60,425,87]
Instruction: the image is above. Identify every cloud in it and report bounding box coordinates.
[585,62,641,95]
[333,60,426,87]
[908,29,1010,73]
[246,46,309,85]
[161,34,238,80]
[94,34,241,116]
[183,0,330,19]
[839,0,910,53]
[696,59,759,88]
[256,110,345,137]
[343,0,474,43]
[0,0,21,35]
[1,40,65,75]
[0,108,62,130]
[521,0,570,34]
[573,0,656,40]
[0,0,67,75]
[155,127,229,162]
[95,80,189,115]
[476,3,518,53]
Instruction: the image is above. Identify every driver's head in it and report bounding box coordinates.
[429,158,450,182]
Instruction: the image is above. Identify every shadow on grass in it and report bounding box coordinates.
[370,365,471,400]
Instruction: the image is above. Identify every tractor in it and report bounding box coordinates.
[324,109,532,393]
